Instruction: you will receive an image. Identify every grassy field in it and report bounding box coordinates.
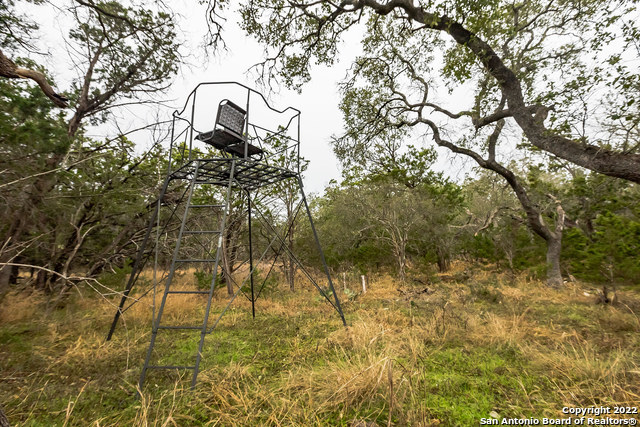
[1,264,639,426]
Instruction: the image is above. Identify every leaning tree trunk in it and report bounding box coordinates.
[432,119,566,287]
[506,177,565,288]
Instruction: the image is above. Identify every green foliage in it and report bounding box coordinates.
[558,173,640,286]
[193,270,224,291]
[97,260,132,291]
[295,185,394,272]
[563,214,640,286]
[1,69,170,292]
[0,0,40,50]
[228,0,640,280]
[251,267,279,295]
[233,0,640,147]
[298,157,464,275]
[467,234,499,262]
[0,75,69,157]
[1,0,184,299]
[67,1,180,109]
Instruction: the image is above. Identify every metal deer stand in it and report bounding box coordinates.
[105,82,346,390]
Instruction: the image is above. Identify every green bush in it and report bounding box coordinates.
[193,270,224,291]
[563,213,640,286]
[251,267,279,295]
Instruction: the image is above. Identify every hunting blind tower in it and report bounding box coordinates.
[106,82,346,390]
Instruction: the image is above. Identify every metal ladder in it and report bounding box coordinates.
[138,159,237,390]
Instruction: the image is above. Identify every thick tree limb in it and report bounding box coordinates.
[472,105,547,129]
[0,49,68,108]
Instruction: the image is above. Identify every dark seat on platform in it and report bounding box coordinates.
[195,100,263,158]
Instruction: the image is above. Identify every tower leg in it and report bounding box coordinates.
[247,190,255,319]
[297,176,347,326]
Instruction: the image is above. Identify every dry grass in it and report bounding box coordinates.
[1,264,640,426]
[0,290,47,323]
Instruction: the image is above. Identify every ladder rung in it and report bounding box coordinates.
[157,325,203,330]
[183,230,220,234]
[176,259,215,263]
[166,290,210,294]
[147,365,196,370]
[188,204,224,208]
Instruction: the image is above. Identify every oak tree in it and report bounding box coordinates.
[208,0,640,182]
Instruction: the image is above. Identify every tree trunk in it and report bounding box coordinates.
[546,234,563,288]
[394,243,407,282]
[0,250,19,297]
[505,248,514,271]
[283,197,296,291]
[431,120,565,287]
[8,264,19,285]
[0,201,31,295]
[35,270,48,293]
[288,256,295,291]
[436,246,451,273]
[221,220,241,296]
[0,404,10,427]
[222,236,234,296]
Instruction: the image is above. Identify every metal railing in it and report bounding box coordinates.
[166,82,302,177]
